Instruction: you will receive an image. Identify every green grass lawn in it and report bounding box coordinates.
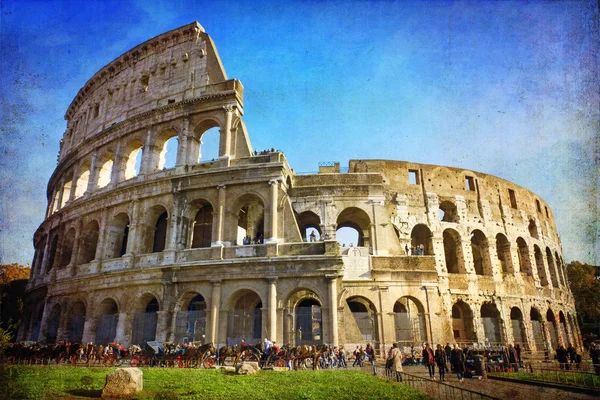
[492,371,600,389]
[0,365,430,400]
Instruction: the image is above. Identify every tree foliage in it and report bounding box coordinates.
[567,261,600,321]
[0,264,30,285]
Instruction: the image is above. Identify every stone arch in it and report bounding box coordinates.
[516,237,532,277]
[29,301,45,341]
[443,228,464,274]
[33,235,47,276]
[67,301,86,343]
[192,118,222,163]
[451,300,476,343]
[530,307,545,351]
[104,213,130,259]
[96,150,114,188]
[78,220,99,264]
[131,294,160,346]
[546,308,559,351]
[393,296,426,345]
[438,200,459,223]
[336,207,371,247]
[410,224,434,255]
[46,232,60,273]
[533,245,548,286]
[344,296,379,346]
[189,199,214,249]
[546,247,559,288]
[139,204,168,254]
[95,298,119,345]
[174,292,207,344]
[295,211,321,242]
[481,303,503,344]
[230,193,265,245]
[495,233,512,274]
[46,303,62,344]
[58,227,76,268]
[74,160,91,199]
[60,173,73,208]
[555,251,566,286]
[528,219,539,239]
[225,289,263,346]
[122,138,144,180]
[558,311,569,346]
[284,288,323,346]
[470,230,491,276]
[510,307,527,347]
[153,127,179,170]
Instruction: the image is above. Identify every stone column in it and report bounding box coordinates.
[221,106,234,160]
[212,185,226,246]
[68,163,80,202]
[177,117,189,166]
[113,313,129,345]
[125,200,139,255]
[209,279,221,344]
[110,141,122,185]
[166,195,182,251]
[140,127,154,175]
[94,209,108,261]
[326,274,339,347]
[155,311,171,342]
[36,300,51,344]
[86,152,98,193]
[56,179,65,210]
[266,179,279,243]
[40,233,52,276]
[81,316,96,343]
[266,277,277,341]
[70,220,83,272]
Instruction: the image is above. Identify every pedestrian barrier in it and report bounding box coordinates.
[487,361,600,390]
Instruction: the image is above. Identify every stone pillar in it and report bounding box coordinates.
[110,141,122,184]
[81,316,96,343]
[56,179,65,211]
[70,220,83,272]
[166,195,182,251]
[266,179,279,243]
[554,313,564,346]
[68,164,80,202]
[326,274,339,347]
[209,279,221,344]
[221,106,234,160]
[37,300,51,344]
[212,185,226,246]
[94,209,108,261]
[155,311,171,342]
[542,321,552,354]
[140,127,154,175]
[40,233,52,276]
[113,313,129,344]
[266,277,277,341]
[176,117,189,166]
[86,152,98,193]
[369,223,376,253]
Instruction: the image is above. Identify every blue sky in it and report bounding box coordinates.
[0,0,598,265]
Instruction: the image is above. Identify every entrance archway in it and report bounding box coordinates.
[393,297,426,345]
[295,298,322,346]
[345,297,379,346]
[68,301,86,343]
[510,307,527,348]
[175,293,206,344]
[46,304,62,344]
[451,301,476,343]
[131,296,159,346]
[227,290,262,345]
[546,309,558,351]
[95,298,118,345]
[530,308,545,351]
[481,303,502,344]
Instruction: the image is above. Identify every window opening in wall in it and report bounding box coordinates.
[237,202,264,245]
[168,99,175,104]
[306,227,321,242]
[508,189,517,209]
[336,226,359,248]
[125,146,143,179]
[74,166,90,199]
[97,159,113,188]
[438,201,458,223]
[60,181,72,208]
[159,136,178,170]
[153,212,168,253]
[198,127,220,162]
[52,191,60,213]
[465,176,475,191]
[408,169,419,185]
[536,199,541,212]
[545,206,549,218]
[93,103,100,118]
[191,206,213,248]
[139,75,149,93]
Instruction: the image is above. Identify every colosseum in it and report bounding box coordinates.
[19,22,582,356]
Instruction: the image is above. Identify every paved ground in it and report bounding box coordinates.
[398,365,597,400]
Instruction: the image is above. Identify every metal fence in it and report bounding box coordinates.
[367,366,499,400]
[131,312,158,346]
[95,314,117,344]
[173,310,206,344]
[68,315,85,343]
[488,361,600,390]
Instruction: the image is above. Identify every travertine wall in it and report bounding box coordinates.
[20,22,581,355]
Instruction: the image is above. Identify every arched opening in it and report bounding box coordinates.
[97,152,114,189]
[530,308,546,351]
[191,205,213,248]
[46,304,61,344]
[227,290,262,346]
[124,140,143,180]
[68,301,86,343]
[29,303,45,341]
[555,251,566,286]
[451,301,476,343]
[105,213,130,259]
[534,245,548,286]
[528,219,539,239]
[78,220,99,264]
[159,136,178,170]
[175,294,206,344]
[153,211,168,253]
[495,233,512,274]
[235,195,264,245]
[438,200,459,223]
[295,298,322,346]
[60,178,72,208]
[510,307,527,348]
[74,162,90,199]
[393,297,426,345]
[516,237,532,277]
[33,235,47,275]
[470,230,491,276]
[481,303,502,344]
[132,296,159,346]
[559,311,568,346]
[410,224,433,255]
[295,211,321,242]
[95,298,118,345]
[336,207,371,247]
[58,228,76,268]
[197,127,220,162]
[52,190,60,213]
[546,309,558,351]
[345,297,379,346]
[336,226,359,247]
[546,248,559,288]
[443,229,463,274]
[46,234,59,273]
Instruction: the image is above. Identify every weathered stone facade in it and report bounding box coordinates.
[19,22,582,355]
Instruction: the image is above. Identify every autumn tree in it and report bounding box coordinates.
[0,264,31,284]
[567,261,600,322]
[0,264,30,340]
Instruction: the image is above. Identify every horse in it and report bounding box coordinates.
[218,345,241,366]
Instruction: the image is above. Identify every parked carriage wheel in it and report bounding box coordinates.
[274,359,286,368]
[203,357,215,369]
[115,357,124,366]
[177,359,185,368]
[130,357,140,367]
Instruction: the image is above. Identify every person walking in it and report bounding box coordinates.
[422,343,436,379]
[435,344,447,381]
[366,343,376,375]
[451,344,466,382]
[388,343,404,382]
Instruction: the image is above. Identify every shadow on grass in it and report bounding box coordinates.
[66,389,103,398]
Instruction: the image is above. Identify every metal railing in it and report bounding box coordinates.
[487,361,600,390]
[364,364,500,400]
